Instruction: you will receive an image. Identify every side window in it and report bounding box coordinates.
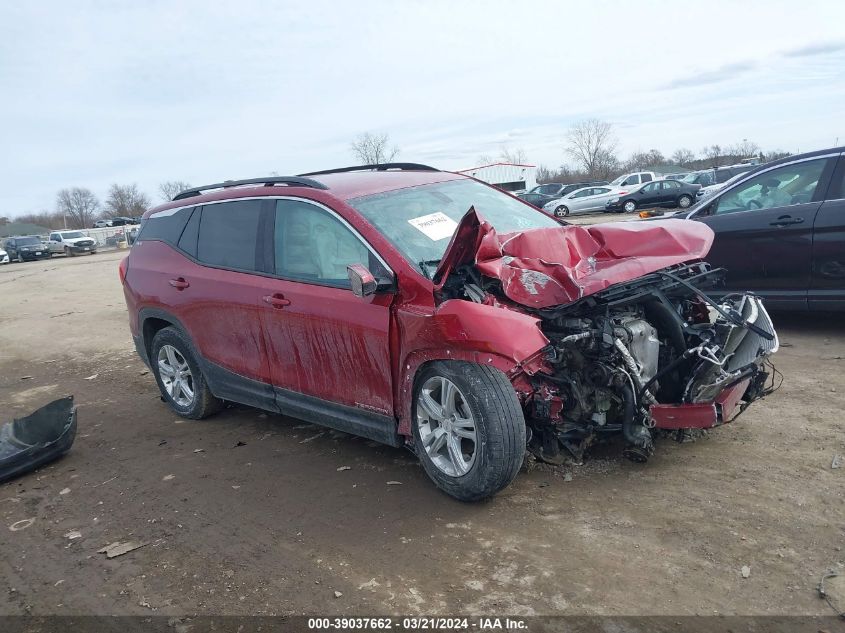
[594,188,610,195]
[662,181,679,190]
[712,159,829,216]
[177,206,201,258]
[572,189,591,198]
[50,233,60,241]
[642,182,658,193]
[624,176,639,186]
[274,199,386,287]
[138,206,195,247]
[197,200,262,271]
[641,173,653,183]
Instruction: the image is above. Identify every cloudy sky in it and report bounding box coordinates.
[1,0,844,216]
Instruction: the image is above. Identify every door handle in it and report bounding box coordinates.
[769,216,804,227]
[263,294,291,308]
[169,277,190,290]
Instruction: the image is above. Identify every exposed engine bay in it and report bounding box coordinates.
[441,260,779,464]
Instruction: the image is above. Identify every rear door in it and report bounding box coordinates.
[164,200,277,408]
[691,156,836,308]
[810,153,845,310]
[259,198,395,419]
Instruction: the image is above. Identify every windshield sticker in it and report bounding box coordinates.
[407,212,459,241]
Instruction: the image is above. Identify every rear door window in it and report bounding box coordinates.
[197,200,262,271]
[641,173,653,182]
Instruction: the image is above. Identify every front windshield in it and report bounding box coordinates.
[609,175,626,186]
[349,179,559,272]
[61,231,84,239]
[17,236,41,245]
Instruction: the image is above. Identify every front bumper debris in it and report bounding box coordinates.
[0,397,78,482]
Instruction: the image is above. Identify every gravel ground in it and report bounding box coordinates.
[0,248,843,617]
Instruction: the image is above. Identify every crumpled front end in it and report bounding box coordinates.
[435,210,779,464]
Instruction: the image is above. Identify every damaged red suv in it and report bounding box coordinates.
[120,164,779,500]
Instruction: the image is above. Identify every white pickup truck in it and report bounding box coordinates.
[48,230,97,256]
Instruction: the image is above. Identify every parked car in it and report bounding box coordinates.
[608,171,657,187]
[541,185,620,217]
[3,236,51,262]
[110,216,139,227]
[696,172,748,199]
[665,145,845,311]
[518,181,608,209]
[93,219,110,228]
[682,164,755,188]
[48,230,97,256]
[605,179,700,213]
[121,167,777,500]
[0,247,8,264]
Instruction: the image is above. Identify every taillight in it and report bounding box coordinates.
[118,257,128,284]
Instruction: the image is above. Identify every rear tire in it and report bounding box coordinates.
[150,327,224,420]
[678,194,692,209]
[412,361,526,501]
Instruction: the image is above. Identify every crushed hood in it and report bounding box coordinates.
[434,209,715,309]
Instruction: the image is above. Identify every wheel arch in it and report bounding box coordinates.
[137,308,196,363]
[394,300,549,437]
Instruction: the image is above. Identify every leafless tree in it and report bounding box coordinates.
[0,216,8,226]
[56,188,99,229]
[670,148,696,167]
[623,149,665,171]
[104,184,150,218]
[730,139,760,160]
[158,180,192,202]
[350,132,399,165]
[566,119,619,179]
[499,147,528,164]
[703,145,724,168]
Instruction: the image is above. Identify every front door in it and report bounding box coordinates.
[692,156,834,308]
[259,198,395,418]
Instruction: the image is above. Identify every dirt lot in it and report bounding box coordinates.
[1,247,843,617]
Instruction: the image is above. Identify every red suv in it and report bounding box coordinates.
[121,164,779,500]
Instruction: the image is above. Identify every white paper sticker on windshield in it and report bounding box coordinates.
[407,212,458,241]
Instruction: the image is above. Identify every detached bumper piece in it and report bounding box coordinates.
[0,397,77,483]
[650,377,750,429]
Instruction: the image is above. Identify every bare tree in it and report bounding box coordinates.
[703,145,723,168]
[730,139,760,160]
[623,149,665,171]
[56,188,100,229]
[499,147,528,164]
[104,184,150,218]
[670,148,696,167]
[158,180,192,202]
[566,119,619,179]
[350,132,399,165]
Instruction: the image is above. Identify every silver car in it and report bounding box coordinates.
[542,186,618,217]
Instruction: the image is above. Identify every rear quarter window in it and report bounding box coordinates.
[137,206,195,246]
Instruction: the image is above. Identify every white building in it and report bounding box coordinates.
[455,162,537,193]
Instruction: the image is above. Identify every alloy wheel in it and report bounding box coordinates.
[157,344,195,407]
[416,376,477,477]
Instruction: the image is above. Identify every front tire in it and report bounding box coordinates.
[150,327,223,420]
[412,361,526,501]
[554,205,569,218]
[623,200,637,213]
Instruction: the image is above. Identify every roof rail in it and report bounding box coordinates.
[172,176,329,201]
[297,163,439,177]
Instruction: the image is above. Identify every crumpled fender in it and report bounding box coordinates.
[435,208,715,309]
[394,300,549,437]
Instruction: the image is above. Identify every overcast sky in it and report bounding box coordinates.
[2,0,844,217]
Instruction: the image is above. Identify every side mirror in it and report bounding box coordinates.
[347,263,378,298]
